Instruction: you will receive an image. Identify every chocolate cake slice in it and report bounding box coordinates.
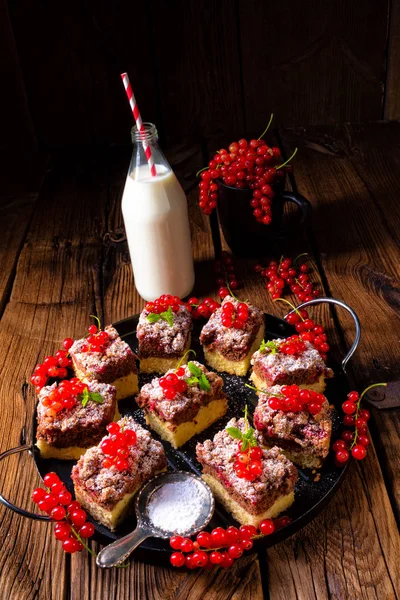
[71,417,167,530]
[136,361,227,448]
[196,417,297,526]
[200,297,265,376]
[253,386,332,469]
[69,325,138,401]
[36,381,118,460]
[250,337,333,393]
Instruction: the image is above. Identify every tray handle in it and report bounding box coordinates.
[284,297,361,374]
[0,444,51,521]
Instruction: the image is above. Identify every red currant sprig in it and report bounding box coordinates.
[169,515,292,569]
[100,421,137,471]
[30,349,73,392]
[197,119,297,226]
[255,254,321,302]
[145,294,183,316]
[215,251,240,293]
[32,472,95,555]
[260,336,307,357]
[277,299,330,361]
[267,385,326,416]
[159,370,188,400]
[333,383,387,465]
[40,378,88,417]
[80,315,110,353]
[221,301,249,329]
[186,297,220,320]
[225,405,263,481]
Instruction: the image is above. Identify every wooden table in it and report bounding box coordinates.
[0,122,399,600]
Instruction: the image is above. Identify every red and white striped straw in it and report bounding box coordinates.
[120,72,157,177]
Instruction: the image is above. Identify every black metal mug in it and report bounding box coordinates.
[217,178,311,257]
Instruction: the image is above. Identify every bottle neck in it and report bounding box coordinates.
[130,122,170,180]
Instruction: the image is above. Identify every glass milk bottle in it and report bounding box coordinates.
[121,123,195,301]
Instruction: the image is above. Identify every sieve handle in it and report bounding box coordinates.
[96,523,152,568]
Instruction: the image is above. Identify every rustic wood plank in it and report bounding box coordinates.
[0,0,36,151]
[385,0,400,119]
[0,153,110,600]
[0,154,48,315]
[8,1,158,147]
[277,123,400,591]
[149,0,244,147]
[238,0,388,130]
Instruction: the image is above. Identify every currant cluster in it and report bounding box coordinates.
[145,295,183,315]
[81,322,110,354]
[284,308,330,361]
[279,336,307,356]
[215,251,240,293]
[159,369,187,400]
[187,296,220,320]
[221,301,249,330]
[100,422,137,471]
[30,348,72,392]
[198,132,296,225]
[255,256,321,301]
[169,517,291,569]
[268,385,326,416]
[234,445,263,480]
[32,472,95,554]
[333,383,386,465]
[40,378,88,417]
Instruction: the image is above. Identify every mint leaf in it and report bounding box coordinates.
[160,305,174,327]
[187,361,203,378]
[147,313,161,323]
[198,373,211,392]
[240,439,249,451]
[186,376,199,386]
[245,427,255,439]
[225,427,244,440]
[260,339,279,354]
[79,388,103,408]
[89,392,104,404]
[147,306,174,327]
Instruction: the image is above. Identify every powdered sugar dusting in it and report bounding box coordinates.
[137,305,192,358]
[147,480,203,533]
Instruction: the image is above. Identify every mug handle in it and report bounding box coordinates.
[284,297,361,373]
[280,191,312,229]
[0,444,51,521]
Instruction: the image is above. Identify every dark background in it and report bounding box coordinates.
[2,0,399,155]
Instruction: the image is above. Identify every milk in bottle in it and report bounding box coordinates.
[121,124,195,301]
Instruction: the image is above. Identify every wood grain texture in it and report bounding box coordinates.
[149,0,244,146]
[238,0,388,130]
[0,0,36,151]
[385,0,400,119]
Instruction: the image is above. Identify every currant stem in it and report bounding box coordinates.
[176,349,196,370]
[293,252,308,265]
[71,526,97,558]
[350,383,387,449]
[257,113,274,140]
[226,281,240,302]
[275,147,298,170]
[196,166,208,177]
[89,315,101,330]
[273,297,305,321]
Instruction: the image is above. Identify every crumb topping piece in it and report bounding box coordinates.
[69,325,137,381]
[200,298,264,361]
[137,305,192,358]
[71,417,167,509]
[196,417,297,505]
[137,361,225,425]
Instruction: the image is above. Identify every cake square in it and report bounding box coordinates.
[36,380,119,460]
[69,325,138,401]
[136,361,228,448]
[253,386,332,469]
[71,417,167,530]
[196,417,298,527]
[250,336,333,393]
[199,297,265,376]
[136,299,192,374]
